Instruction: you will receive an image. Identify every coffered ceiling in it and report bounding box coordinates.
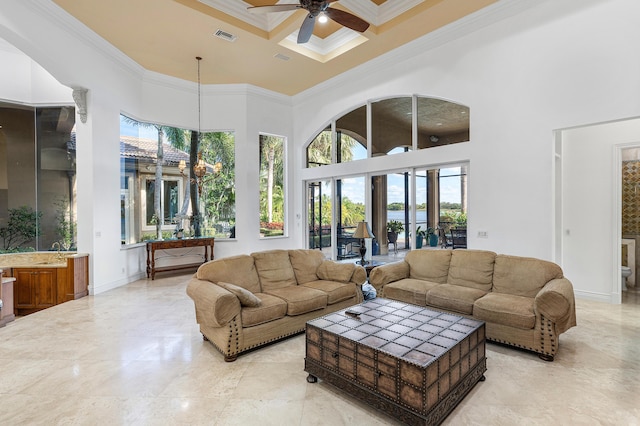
[52,0,497,95]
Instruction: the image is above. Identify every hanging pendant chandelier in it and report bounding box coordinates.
[178,56,221,196]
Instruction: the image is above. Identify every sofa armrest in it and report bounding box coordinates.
[351,265,367,285]
[534,277,577,333]
[186,277,241,328]
[369,261,410,293]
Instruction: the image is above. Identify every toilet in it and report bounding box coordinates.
[621,266,632,291]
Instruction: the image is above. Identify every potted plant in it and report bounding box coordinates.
[414,226,427,249]
[386,220,404,245]
[387,220,404,241]
[427,227,439,247]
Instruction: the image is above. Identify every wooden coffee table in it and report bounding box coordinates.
[305,298,486,425]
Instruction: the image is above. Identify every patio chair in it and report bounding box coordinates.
[450,227,467,249]
[387,231,398,253]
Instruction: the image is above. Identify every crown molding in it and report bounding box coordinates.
[337,0,379,25]
[285,27,362,56]
[17,0,290,106]
[378,0,425,22]
[245,84,294,106]
[24,0,144,81]
[197,0,421,32]
[294,0,535,103]
[340,0,424,26]
[197,0,292,32]
[143,69,291,105]
[0,37,22,54]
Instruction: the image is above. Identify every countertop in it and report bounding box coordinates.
[0,252,89,269]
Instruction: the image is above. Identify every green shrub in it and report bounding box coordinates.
[0,206,42,251]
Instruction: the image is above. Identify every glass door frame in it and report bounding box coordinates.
[304,162,469,259]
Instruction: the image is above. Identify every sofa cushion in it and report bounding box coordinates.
[447,250,496,292]
[197,255,261,294]
[264,286,328,316]
[473,293,536,330]
[301,280,356,304]
[251,250,298,290]
[493,255,564,297]
[218,282,261,307]
[288,249,324,284]
[383,278,441,306]
[317,261,355,283]
[406,249,452,283]
[426,284,487,315]
[240,293,288,327]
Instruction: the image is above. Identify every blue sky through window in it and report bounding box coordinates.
[120,115,161,140]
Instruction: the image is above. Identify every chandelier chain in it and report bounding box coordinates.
[196,56,202,144]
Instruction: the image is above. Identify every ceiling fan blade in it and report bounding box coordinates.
[325,7,370,33]
[297,13,316,44]
[247,4,301,14]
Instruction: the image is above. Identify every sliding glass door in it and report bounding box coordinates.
[305,164,468,259]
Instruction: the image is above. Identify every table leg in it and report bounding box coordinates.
[150,246,156,280]
[146,244,151,278]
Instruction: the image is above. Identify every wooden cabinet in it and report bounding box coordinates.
[10,255,89,316]
[14,268,58,314]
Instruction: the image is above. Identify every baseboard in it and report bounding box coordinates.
[574,289,613,303]
[0,313,15,327]
[89,271,146,295]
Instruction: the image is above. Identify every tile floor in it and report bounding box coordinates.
[0,270,639,425]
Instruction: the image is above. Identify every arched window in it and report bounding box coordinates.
[306,96,469,165]
[304,95,469,259]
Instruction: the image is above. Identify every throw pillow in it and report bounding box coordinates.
[218,282,262,307]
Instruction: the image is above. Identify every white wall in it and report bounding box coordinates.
[292,0,640,302]
[0,39,71,105]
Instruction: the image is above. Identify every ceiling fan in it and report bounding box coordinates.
[247,0,370,44]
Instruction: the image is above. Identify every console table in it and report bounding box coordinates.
[146,237,214,280]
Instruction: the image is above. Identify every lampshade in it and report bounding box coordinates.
[353,221,375,239]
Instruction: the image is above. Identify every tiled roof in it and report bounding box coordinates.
[69,133,194,167]
[120,136,189,166]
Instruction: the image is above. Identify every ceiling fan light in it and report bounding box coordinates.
[318,12,328,24]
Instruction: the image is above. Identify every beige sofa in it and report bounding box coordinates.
[186,249,366,361]
[369,249,576,361]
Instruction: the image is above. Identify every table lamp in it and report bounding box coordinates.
[353,221,375,265]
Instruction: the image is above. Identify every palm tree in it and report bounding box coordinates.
[122,116,188,239]
[307,131,332,166]
[199,131,235,234]
[189,130,202,236]
[259,135,284,225]
[307,130,358,165]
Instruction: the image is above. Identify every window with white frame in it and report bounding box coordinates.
[259,134,286,238]
[142,176,183,228]
[119,114,236,243]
